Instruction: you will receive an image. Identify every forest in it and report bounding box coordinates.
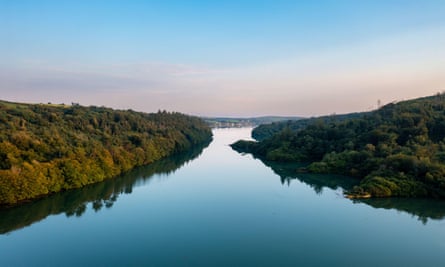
[251,112,368,141]
[231,93,445,198]
[0,100,212,206]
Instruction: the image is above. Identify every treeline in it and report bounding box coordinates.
[231,94,445,198]
[252,112,368,141]
[0,100,212,206]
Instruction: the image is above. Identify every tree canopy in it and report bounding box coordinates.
[0,100,212,206]
[231,93,445,198]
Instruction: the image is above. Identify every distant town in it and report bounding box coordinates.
[204,116,302,128]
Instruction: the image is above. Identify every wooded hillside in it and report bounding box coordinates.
[232,94,445,198]
[0,101,212,206]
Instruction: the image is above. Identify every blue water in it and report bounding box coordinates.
[1,128,445,267]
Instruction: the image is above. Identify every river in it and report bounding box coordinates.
[1,128,445,266]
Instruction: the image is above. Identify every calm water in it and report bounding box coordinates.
[1,128,445,267]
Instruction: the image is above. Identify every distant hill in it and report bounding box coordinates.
[204,116,303,128]
[231,93,445,199]
[0,100,212,206]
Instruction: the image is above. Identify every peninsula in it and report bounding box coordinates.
[232,93,445,198]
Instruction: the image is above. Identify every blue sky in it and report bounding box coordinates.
[1,0,444,116]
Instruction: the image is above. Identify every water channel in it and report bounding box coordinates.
[1,128,445,266]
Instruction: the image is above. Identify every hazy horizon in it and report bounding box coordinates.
[1,1,444,117]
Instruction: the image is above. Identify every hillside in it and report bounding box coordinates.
[231,94,445,198]
[252,112,368,141]
[0,100,212,206]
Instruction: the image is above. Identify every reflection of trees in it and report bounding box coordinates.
[0,140,210,234]
[353,198,445,225]
[259,159,358,193]
[257,158,445,224]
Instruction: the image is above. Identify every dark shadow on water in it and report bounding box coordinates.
[259,160,358,193]
[257,158,445,224]
[0,141,210,235]
[352,198,445,225]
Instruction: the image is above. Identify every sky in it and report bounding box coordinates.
[1,0,444,117]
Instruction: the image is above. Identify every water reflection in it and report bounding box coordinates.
[354,198,445,225]
[0,141,210,234]
[256,158,445,224]
[259,159,358,193]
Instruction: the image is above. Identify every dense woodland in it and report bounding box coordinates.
[0,100,212,206]
[252,112,367,141]
[232,94,445,198]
